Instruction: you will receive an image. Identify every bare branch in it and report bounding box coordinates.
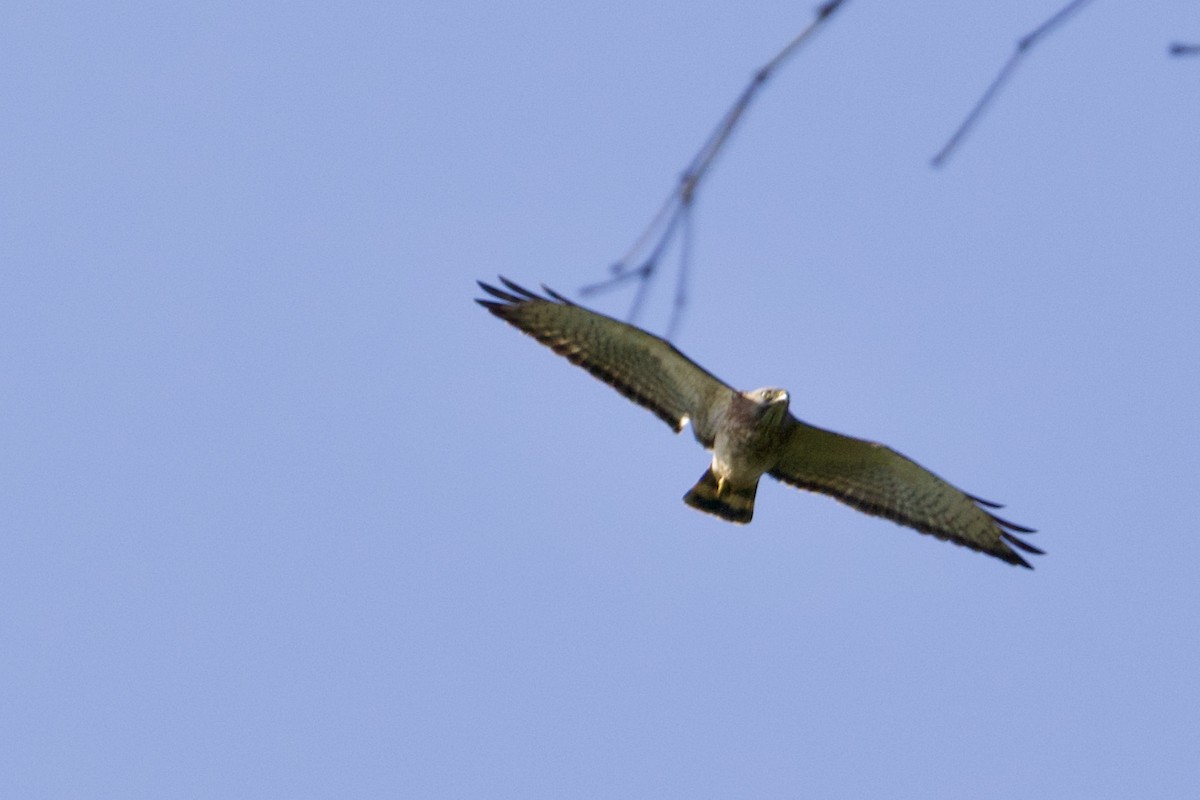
[582,0,849,337]
[1169,43,1200,56]
[931,0,1095,168]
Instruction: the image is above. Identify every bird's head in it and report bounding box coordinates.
[744,387,790,423]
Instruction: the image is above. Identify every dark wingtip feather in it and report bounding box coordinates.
[985,538,1034,569]
[498,275,543,300]
[476,299,509,315]
[1002,531,1045,556]
[541,285,575,305]
[966,492,1005,509]
[477,280,526,304]
[990,513,1037,534]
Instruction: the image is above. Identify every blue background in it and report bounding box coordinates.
[4,2,1199,797]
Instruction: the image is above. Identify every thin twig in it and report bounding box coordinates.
[1169,43,1200,56]
[667,200,694,341]
[582,0,849,336]
[931,0,1094,168]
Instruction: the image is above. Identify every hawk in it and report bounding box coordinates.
[477,277,1041,568]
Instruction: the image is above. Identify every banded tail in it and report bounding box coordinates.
[683,468,757,524]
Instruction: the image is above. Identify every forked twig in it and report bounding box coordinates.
[931,0,1094,168]
[582,0,849,337]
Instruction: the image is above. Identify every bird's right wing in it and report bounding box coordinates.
[477,278,735,445]
[769,417,1041,567]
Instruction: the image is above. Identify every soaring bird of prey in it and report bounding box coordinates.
[477,277,1041,568]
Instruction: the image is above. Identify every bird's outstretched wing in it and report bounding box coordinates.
[769,418,1041,567]
[477,278,736,444]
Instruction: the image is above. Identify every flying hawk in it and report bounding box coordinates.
[477,277,1041,568]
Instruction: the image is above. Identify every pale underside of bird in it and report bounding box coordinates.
[477,277,1041,568]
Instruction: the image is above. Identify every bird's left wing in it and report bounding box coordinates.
[477,278,735,444]
[769,417,1041,567]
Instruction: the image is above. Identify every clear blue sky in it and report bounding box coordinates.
[4,2,1199,797]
